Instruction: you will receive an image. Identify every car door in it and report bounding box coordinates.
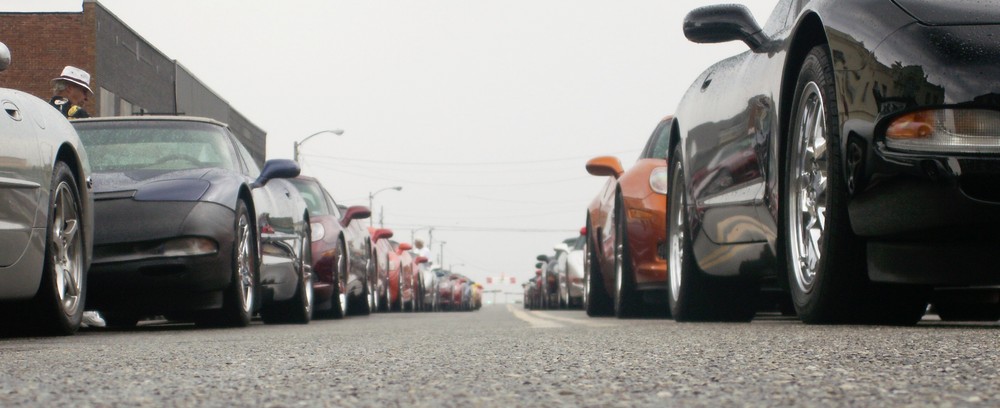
[678,2,795,245]
[0,91,44,267]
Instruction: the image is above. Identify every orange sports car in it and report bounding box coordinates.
[584,116,672,318]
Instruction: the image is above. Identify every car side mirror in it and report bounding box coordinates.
[373,228,393,242]
[683,4,766,51]
[0,42,10,72]
[253,159,300,188]
[585,156,624,178]
[341,205,371,227]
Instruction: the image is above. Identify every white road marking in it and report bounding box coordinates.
[507,304,565,328]
[506,304,620,328]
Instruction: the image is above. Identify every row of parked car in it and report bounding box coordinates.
[523,230,585,310]
[0,41,481,336]
[560,1,1000,325]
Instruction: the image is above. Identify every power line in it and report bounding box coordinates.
[299,150,640,167]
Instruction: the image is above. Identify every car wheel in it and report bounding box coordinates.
[325,238,348,319]
[584,220,614,317]
[351,260,373,316]
[613,198,642,318]
[27,162,86,335]
[668,146,756,322]
[784,45,927,325]
[216,199,257,327]
[261,220,314,325]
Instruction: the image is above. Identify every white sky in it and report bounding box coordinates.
[15,0,780,295]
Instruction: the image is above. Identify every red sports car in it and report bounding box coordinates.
[368,227,394,313]
[289,176,371,319]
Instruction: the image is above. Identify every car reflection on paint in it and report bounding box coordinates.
[667,0,1000,324]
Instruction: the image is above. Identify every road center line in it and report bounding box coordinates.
[506,304,565,328]
[528,311,617,328]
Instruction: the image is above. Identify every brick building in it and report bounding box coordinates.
[0,0,266,165]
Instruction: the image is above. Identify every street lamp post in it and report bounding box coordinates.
[368,186,402,227]
[293,129,344,163]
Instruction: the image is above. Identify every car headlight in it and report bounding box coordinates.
[310,222,325,242]
[649,167,669,194]
[885,108,1000,153]
[94,237,218,263]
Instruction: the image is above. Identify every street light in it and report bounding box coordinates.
[368,186,402,227]
[293,129,344,163]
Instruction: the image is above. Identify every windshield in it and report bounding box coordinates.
[74,120,237,173]
[288,178,332,216]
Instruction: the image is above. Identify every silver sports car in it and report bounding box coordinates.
[0,42,95,336]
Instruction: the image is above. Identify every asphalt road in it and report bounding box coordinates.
[1,306,998,407]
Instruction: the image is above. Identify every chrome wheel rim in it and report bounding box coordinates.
[236,212,254,314]
[668,161,684,302]
[52,182,83,316]
[789,81,829,294]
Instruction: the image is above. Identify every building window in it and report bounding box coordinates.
[99,87,116,117]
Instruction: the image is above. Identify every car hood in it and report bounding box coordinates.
[893,0,1000,26]
[92,168,215,194]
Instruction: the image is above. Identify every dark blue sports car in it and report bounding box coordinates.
[74,116,313,327]
[668,0,1000,324]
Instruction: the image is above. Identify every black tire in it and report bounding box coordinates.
[260,220,314,324]
[668,146,757,322]
[584,219,614,317]
[326,238,348,319]
[613,199,643,318]
[26,162,87,335]
[783,45,927,325]
[392,263,403,312]
[216,199,257,327]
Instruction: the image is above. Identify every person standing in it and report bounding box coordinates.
[49,65,92,119]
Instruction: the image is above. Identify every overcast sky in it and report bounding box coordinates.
[9,0,779,297]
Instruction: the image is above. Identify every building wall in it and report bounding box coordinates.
[94,4,175,115]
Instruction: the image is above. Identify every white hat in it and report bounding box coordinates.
[52,65,92,94]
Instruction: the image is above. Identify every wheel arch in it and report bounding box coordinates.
[779,12,830,184]
[55,143,90,265]
[776,13,831,289]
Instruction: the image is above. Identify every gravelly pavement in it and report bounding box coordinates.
[1,305,997,407]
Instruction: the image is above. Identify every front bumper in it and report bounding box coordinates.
[88,199,236,314]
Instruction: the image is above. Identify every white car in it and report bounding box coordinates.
[555,233,585,309]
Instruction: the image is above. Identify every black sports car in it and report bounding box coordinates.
[73,116,313,327]
[667,0,1000,324]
